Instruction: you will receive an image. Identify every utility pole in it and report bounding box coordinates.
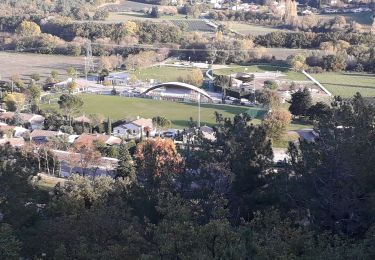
[253,75,256,104]
[198,93,201,128]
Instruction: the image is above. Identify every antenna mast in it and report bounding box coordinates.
[85,40,95,80]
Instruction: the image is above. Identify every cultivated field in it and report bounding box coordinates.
[312,72,375,98]
[0,52,86,81]
[44,94,266,128]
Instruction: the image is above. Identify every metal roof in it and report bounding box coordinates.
[142,82,212,100]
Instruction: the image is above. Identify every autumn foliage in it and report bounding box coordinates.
[135,138,184,178]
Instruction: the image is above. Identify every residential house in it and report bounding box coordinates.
[30,129,64,144]
[73,115,92,125]
[0,125,29,138]
[113,117,155,138]
[51,149,119,178]
[53,78,89,93]
[0,112,45,130]
[74,133,122,147]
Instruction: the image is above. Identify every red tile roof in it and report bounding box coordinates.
[74,133,122,147]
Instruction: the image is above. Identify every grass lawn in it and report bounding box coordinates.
[311,72,375,98]
[131,66,196,82]
[32,174,66,191]
[272,131,299,148]
[45,94,266,128]
[213,64,308,81]
[42,94,311,131]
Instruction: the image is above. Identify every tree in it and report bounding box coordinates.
[93,9,109,21]
[106,117,112,135]
[66,67,76,78]
[88,114,104,133]
[50,70,60,82]
[0,224,21,259]
[28,83,41,103]
[123,21,138,35]
[322,54,347,72]
[67,81,78,94]
[257,89,281,108]
[184,68,204,87]
[284,93,375,235]
[152,116,171,134]
[287,53,307,71]
[288,88,312,117]
[116,142,136,181]
[198,113,273,221]
[135,138,184,189]
[307,102,331,121]
[30,73,41,82]
[263,109,292,141]
[263,80,278,90]
[74,144,102,177]
[58,94,84,125]
[4,93,26,112]
[10,74,24,89]
[150,6,160,18]
[15,20,41,37]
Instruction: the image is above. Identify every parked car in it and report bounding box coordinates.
[162,129,178,139]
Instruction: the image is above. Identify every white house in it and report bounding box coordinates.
[105,72,130,86]
[0,125,29,138]
[113,117,155,138]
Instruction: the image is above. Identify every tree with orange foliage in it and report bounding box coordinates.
[72,144,102,177]
[135,138,184,188]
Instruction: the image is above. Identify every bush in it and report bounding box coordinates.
[306,66,324,74]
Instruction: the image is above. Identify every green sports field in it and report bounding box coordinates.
[312,72,375,98]
[213,64,308,81]
[47,94,266,128]
[131,66,195,82]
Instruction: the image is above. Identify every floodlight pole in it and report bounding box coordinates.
[198,93,201,128]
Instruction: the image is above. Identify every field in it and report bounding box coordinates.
[131,66,196,82]
[318,11,373,26]
[0,52,86,81]
[213,64,308,81]
[225,22,290,36]
[312,72,375,98]
[43,94,315,132]
[52,94,266,128]
[171,20,216,32]
[102,0,154,12]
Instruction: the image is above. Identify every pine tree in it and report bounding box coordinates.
[106,117,112,135]
[116,142,136,181]
[288,87,312,117]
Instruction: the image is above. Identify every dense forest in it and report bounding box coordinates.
[1,94,375,259]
